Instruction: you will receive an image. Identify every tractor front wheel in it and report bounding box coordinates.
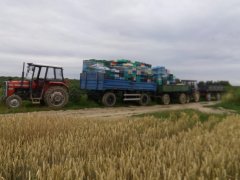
[44,86,69,109]
[179,93,187,104]
[5,95,22,108]
[216,93,221,101]
[162,94,170,105]
[193,92,200,102]
[206,93,211,101]
[186,95,190,103]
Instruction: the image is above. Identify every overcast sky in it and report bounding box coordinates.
[0,0,239,84]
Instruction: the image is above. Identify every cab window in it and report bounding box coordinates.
[33,67,40,79]
[55,68,63,81]
[39,67,47,79]
[47,68,55,80]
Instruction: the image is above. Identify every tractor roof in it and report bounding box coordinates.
[27,63,63,69]
[181,80,197,82]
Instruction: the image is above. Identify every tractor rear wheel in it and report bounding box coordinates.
[6,95,22,108]
[162,94,170,105]
[206,93,211,101]
[179,93,187,104]
[193,92,200,102]
[186,95,190,103]
[44,86,69,109]
[216,93,221,101]
[102,92,117,107]
[139,93,151,106]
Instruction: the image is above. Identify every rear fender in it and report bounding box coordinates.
[45,82,69,92]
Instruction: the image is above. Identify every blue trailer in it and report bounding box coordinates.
[80,72,201,107]
[80,72,157,106]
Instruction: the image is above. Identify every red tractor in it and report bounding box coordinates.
[2,63,69,108]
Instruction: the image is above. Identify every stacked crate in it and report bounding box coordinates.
[152,66,176,85]
[82,59,178,84]
[82,59,153,83]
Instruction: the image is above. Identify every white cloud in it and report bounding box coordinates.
[0,0,239,85]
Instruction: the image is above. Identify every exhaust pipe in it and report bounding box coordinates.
[21,62,25,88]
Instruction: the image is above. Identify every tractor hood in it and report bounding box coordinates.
[5,80,30,97]
[7,80,30,88]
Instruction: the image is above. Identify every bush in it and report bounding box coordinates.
[67,79,83,104]
[222,87,240,104]
[69,85,82,104]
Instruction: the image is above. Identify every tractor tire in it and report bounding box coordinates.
[139,93,151,106]
[162,94,170,105]
[193,92,200,102]
[216,93,221,101]
[5,95,22,108]
[44,86,69,109]
[179,93,187,104]
[102,92,117,107]
[186,95,190,103]
[206,93,211,101]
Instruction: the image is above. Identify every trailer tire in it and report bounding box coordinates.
[5,95,22,108]
[139,94,151,106]
[216,93,221,101]
[186,95,190,103]
[179,93,187,104]
[44,86,69,109]
[102,92,117,107]
[162,94,170,105]
[206,93,211,101]
[193,92,200,102]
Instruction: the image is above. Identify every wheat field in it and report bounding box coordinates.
[0,111,239,180]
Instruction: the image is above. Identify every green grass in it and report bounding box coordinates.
[0,79,102,114]
[0,97,100,114]
[0,86,101,114]
[213,86,240,113]
[137,109,227,122]
[214,102,240,113]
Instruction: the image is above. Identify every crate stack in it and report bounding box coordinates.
[83,59,178,85]
[82,59,153,83]
[152,66,176,85]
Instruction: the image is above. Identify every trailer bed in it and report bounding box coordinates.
[198,85,225,93]
[80,72,157,92]
[158,84,191,93]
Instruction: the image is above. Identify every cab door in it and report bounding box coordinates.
[31,66,47,98]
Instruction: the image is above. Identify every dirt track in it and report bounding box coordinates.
[44,102,235,119]
[1,102,235,119]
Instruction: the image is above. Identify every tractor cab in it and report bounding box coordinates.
[181,80,200,102]
[3,63,69,109]
[26,63,64,82]
[181,80,198,91]
[26,63,65,98]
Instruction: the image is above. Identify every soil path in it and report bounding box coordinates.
[1,102,235,119]
[61,102,235,118]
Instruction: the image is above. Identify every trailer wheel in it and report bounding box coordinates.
[162,94,170,105]
[179,93,187,104]
[193,92,200,102]
[216,93,221,101]
[102,92,116,107]
[139,94,151,106]
[206,93,211,101]
[5,95,22,108]
[44,86,69,109]
[186,95,190,103]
